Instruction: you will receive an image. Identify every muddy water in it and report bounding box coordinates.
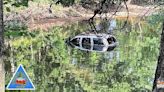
[5,19,161,92]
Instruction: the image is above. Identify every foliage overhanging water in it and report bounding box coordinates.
[5,18,161,92]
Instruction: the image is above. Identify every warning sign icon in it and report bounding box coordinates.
[6,64,35,90]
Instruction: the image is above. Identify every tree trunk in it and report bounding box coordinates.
[152,22,164,92]
[0,0,5,91]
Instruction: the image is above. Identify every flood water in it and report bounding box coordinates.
[5,19,161,92]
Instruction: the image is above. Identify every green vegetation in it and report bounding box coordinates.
[3,0,164,92]
[4,18,161,91]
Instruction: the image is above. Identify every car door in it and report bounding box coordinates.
[92,37,106,51]
[80,37,92,51]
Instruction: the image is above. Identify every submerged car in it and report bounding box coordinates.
[66,33,118,52]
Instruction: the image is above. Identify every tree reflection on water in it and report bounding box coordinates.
[5,20,160,92]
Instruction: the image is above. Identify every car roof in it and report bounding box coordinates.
[74,33,113,39]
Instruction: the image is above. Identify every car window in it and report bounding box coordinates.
[107,46,115,51]
[93,45,104,51]
[71,38,80,46]
[93,38,104,45]
[82,38,91,49]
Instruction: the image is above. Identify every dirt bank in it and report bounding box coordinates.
[5,3,160,31]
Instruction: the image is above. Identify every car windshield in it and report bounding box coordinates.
[71,38,80,46]
[82,38,91,49]
[107,37,116,44]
